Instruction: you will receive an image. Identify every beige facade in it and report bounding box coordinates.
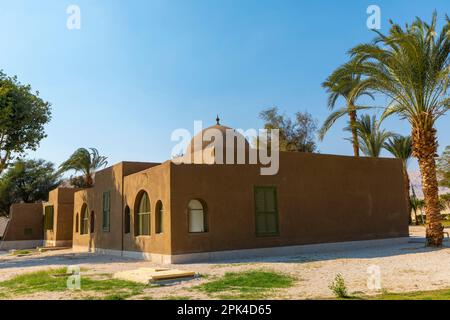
[43,188,81,247]
[0,203,43,250]
[0,123,410,261]
[71,124,409,263]
[72,162,160,254]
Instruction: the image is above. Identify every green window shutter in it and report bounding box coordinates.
[264,188,276,212]
[256,212,267,234]
[266,212,278,234]
[254,187,279,236]
[44,206,54,231]
[255,188,266,212]
[102,192,110,232]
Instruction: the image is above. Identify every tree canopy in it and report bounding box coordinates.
[0,159,61,216]
[345,114,393,157]
[259,107,318,153]
[59,148,108,187]
[0,71,51,174]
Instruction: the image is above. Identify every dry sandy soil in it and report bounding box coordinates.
[1,226,450,300]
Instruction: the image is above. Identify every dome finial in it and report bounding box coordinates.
[216,115,220,125]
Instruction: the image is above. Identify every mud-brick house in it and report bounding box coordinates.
[43,188,82,247]
[0,203,43,250]
[72,122,409,263]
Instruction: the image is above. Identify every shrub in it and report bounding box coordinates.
[329,273,348,298]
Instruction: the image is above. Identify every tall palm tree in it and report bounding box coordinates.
[346,114,393,157]
[59,148,108,187]
[348,13,450,246]
[320,60,374,157]
[384,135,413,223]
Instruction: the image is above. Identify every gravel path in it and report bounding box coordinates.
[1,226,450,299]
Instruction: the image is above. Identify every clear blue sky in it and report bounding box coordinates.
[0,0,449,170]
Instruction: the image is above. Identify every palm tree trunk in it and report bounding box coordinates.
[403,164,412,225]
[348,106,360,157]
[412,126,443,246]
[85,173,94,187]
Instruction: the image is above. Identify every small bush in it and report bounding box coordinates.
[329,274,348,298]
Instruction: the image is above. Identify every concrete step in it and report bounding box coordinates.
[113,267,196,284]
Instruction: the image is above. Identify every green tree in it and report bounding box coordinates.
[347,13,449,246]
[0,159,61,216]
[259,107,317,153]
[437,146,450,188]
[320,60,374,157]
[346,114,393,157]
[384,135,413,224]
[59,148,108,187]
[0,71,51,174]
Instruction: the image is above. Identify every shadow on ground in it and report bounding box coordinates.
[1,229,449,271]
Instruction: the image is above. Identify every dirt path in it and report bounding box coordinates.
[1,226,450,299]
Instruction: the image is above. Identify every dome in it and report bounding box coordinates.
[183,121,250,164]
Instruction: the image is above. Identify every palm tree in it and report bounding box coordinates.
[346,114,393,157]
[384,135,413,223]
[59,148,108,187]
[320,60,374,157]
[411,196,423,225]
[348,13,449,246]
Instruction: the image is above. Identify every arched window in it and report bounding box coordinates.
[135,191,150,236]
[155,201,163,234]
[90,211,95,233]
[124,206,131,234]
[188,199,207,233]
[80,204,89,235]
[75,213,79,233]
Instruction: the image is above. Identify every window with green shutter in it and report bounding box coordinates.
[135,191,151,236]
[102,191,110,232]
[80,205,89,235]
[44,205,54,231]
[254,187,279,236]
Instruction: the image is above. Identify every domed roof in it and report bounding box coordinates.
[183,119,250,164]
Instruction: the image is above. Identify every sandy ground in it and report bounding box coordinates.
[1,226,450,300]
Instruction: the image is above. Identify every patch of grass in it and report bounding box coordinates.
[103,292,137,300]
[0,268,147,300]
[11,250,33,256]
[371,289,450,300]
[0,268,68,296]
[81,277,144,292]
[195,270,294,299]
